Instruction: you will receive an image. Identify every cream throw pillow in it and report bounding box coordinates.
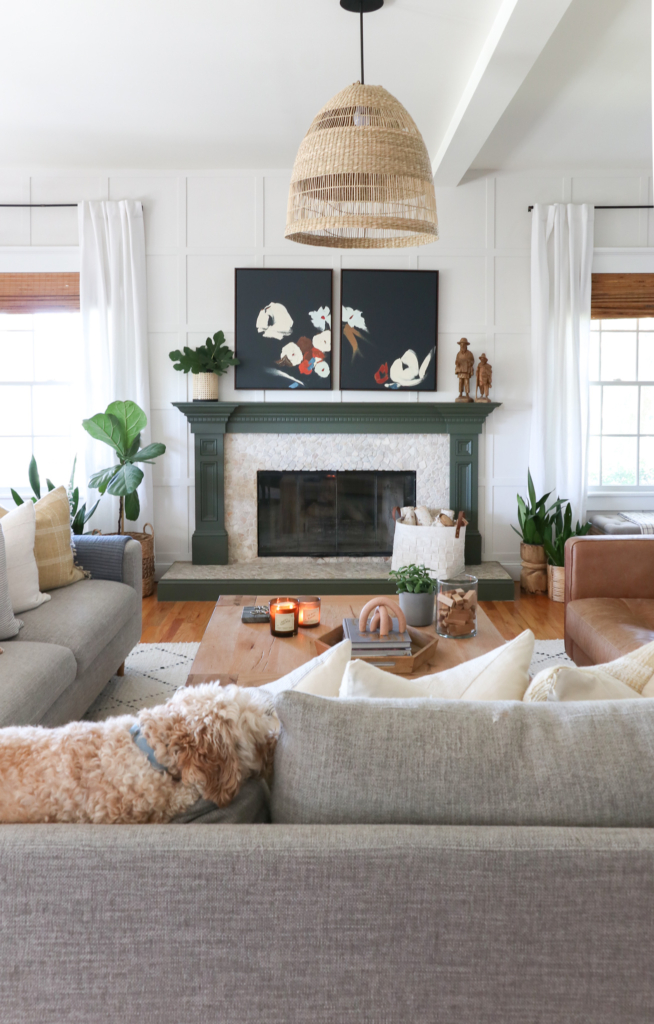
[33,487,85,591]
[339,629,535,701]
[0,502,50,614]
[259,639,352,697]
[524,640,654,702]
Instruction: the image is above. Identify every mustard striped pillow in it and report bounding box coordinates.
[34,487,86,591]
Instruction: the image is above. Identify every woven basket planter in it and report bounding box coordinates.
[547,563,565,603]
[520,543,548,594]
[125,524,156,598]
[193,373,219,401]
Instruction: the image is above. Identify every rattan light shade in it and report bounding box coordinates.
[285,82,438,248]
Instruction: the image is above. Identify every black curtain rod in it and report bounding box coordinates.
[528,204,654,212]
[0,203,77,208]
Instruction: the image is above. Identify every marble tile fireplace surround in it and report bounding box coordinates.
[159,401,512,601]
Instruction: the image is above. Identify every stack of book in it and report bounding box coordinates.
[343,617,413,658]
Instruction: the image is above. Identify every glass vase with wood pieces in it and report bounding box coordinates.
[82,400,166,597]
[512,471,565,595]
[168,330,239,401]
[436,576,478,639]
[388,563,435,627]
[543,503,591,603]
[269,597,299,637]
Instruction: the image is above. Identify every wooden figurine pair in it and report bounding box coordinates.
[455,338,492,403]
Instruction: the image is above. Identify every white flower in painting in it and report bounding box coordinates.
[279,341,303,366]
[309,306,331,329]
[384,349,434,388]
[312,329,331,353]
[313,359,330,378]
[342,307,367,331]
[256,302,293,340]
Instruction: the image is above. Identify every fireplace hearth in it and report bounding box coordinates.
[258,471,416,557]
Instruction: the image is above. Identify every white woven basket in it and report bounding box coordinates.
[391,520,466,579]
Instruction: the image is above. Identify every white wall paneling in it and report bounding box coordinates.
[1,169,650,575]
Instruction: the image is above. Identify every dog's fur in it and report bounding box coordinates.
[0,683,279,824]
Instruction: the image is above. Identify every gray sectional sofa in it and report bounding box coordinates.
[1,690,653,1023]
[0,538,142,726]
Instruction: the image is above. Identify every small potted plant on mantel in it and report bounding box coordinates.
[169,331,239,401]
[388,563,435,627]
[543,502,591,602]
[512,471,564,595]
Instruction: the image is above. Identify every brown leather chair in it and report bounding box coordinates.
[565,535,654,665]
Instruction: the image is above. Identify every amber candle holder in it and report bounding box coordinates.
[298,596,321,628]
[269,597,299,637]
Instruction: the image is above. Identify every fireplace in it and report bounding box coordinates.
[257,470,416,557]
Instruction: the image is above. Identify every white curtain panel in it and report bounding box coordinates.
[77,200,153,535]
[529,203,595,524]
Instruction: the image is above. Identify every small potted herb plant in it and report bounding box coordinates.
[388,563,435,627]
[169,331,239,401]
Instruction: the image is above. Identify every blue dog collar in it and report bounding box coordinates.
[130,723,169,774]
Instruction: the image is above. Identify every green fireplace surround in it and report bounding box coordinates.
[173,400,500,566]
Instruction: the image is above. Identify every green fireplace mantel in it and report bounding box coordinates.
[173,401,501,565]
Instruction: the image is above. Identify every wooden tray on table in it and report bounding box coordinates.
[314,624,438,675]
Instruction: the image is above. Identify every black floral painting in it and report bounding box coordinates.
[235,268,333,390]
[339,269,438,392]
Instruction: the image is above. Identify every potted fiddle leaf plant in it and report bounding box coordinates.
[512,471,565,595]
[388,563,435,627]
[543,502,591,602]
[169,330,239,401]
[82,401,166,598]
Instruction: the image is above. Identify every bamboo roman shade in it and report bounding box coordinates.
[0,273,80,313]
[591,273,654,320]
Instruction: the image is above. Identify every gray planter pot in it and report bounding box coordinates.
[399,591,434,628]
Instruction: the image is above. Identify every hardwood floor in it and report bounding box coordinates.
[141,583,565,643]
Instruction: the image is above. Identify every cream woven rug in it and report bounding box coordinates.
[84,640,572,722]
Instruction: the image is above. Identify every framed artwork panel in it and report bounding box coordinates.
[235,268,333,390]
[340,269,438,392]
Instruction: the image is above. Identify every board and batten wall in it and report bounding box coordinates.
[1,169,652,577]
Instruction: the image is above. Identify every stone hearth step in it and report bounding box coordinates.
[158,558,514,602]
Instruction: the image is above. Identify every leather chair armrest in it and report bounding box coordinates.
[565,535,654,603]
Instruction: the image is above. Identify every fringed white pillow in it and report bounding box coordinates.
[259,639,352,697]
[524,640,654,702]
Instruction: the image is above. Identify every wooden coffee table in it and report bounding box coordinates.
[186,594,505,688]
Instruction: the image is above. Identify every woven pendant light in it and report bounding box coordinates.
[285,2,438,249]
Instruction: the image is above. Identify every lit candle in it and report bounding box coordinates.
[298,596,321,628]
[269,597,299,637]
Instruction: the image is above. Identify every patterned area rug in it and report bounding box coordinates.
[84,639,572,722]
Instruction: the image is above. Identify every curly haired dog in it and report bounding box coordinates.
[0,683,279,824]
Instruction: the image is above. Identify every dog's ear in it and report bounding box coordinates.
[172,718,242,807]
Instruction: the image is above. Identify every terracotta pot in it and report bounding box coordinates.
[547,563,565,603]
[193,372,219,401]
[399,591,434,628]
[520,542,547,594]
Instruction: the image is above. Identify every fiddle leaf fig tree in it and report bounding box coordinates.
[82,400,166,534]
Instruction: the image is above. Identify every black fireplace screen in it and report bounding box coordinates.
[257,471,416,557]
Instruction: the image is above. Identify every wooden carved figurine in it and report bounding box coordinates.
[455,338,475,403]
[475,353,492,403]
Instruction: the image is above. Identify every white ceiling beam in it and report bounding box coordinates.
[432,0,575,186]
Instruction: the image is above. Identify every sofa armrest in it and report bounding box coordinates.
[565,535,654,603]
[73,535,142,597]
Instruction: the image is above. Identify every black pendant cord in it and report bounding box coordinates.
[360,2,364,84]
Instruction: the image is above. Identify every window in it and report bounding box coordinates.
[0,273,81,503]
[588,317,654,489]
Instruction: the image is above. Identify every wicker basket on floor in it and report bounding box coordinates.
[125,523,155,598]
[547,563,565,603]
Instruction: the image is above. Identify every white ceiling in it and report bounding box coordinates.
[0,0,650,174]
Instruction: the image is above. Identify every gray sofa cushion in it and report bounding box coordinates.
[170,779,271,824]
[271,692,654,827]
[0,525,21,641]
[14,578,140,674]
[0,641,77,726]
